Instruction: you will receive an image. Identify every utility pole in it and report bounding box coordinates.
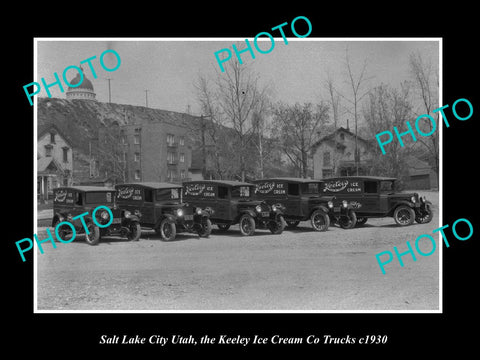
[144,89,149,108]
[106,78,112,103]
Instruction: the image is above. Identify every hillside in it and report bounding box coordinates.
[37,97,201,154]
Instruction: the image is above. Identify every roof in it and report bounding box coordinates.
[55,186,115,192]
[37,157,63,173]
[183,179,254,187]
[66,69,94,91]
[254,177,322,184]
[117,182,181,189]
[322,176,397,182]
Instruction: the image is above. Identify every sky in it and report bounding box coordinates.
[36,38,440,126]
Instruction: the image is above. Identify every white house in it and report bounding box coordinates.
[37,124,73,201]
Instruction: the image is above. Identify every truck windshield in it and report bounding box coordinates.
[156,188,180,201]
[231,186,251,198]
[379,181,395,192]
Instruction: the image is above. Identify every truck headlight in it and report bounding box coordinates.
[124,210,131,218]
[176,209,184,217]
[328,201,333,208]
[272,204,277,211]
[411,196,416,203]
[196,208,203,215]
[342,200,348,208]
[255,205,262,212]
[101,210,109,220]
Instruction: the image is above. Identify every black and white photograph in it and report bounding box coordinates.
[7,7,478,356]
[33,39,440,312]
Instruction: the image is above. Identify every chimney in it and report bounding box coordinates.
[346,119,350,131]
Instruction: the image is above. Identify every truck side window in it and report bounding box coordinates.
[288,183,299,196]
[144,189,153,202]
[75,192,82,205]
[218,186,229,199]
[364,181,378,193]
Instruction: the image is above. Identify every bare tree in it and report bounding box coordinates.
[195,53,270,181]
[363,83,413,181]
[342,47,372,175]
[324,72,342,175]
[409,51,439,182]
[96,122,127,184]
[272,102,329,178]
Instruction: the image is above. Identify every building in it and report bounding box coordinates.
[312,127,374,179]
[65,66,97,101]
[37,124,73,201]
[312,126,438,189]
[114,122,192,183]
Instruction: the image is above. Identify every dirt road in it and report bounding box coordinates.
[36,191,440,311]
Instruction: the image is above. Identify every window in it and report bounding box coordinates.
[134,134,140,144]
[323,151,331,166]
[134,152,140,162]
[218,186,229,199]
[144,189,153,202]
[232,186,251,198]
[167,151,176,164]
[364,181,378,193]
[45,144,53,157]
[288,183,299,196]
[50,132,56,144]
[85,192,113,204]
[180,170,186,179]
[340,133,345,141]
[179,136,185,146]
[135,170,141,180]
[167,134,175,146]
[179,153,185,163]
[62,147,69,163]
[122,135,127,145]
[301,183,319,194]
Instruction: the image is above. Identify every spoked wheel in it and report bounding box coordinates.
[415,205,433,224]
[158,218,177,241]
[393,206,415,226]
[269,215,286,235]
[239,214,256,236]
[127,222,141,241]
[338,209,357,229]
[310,210,330,231]
[84,222,100,245]
[52,219,75,242]
[198,218,212,238]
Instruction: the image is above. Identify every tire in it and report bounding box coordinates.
[415,205,434,224]
[269,215,286,235]
[338,209,357,229]
[239,214,256,236]
[198,218,212,238]
[286,220,300,228]
[355,217,368,227]
[217,223,231,231]
[158,218,177,241]
[84,222,100,245]
[127,222,141,241]
[393,205,415,226]
[52,218,69,242]
[310,209,330,231]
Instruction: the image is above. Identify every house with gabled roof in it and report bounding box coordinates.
[37,124,73,202]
